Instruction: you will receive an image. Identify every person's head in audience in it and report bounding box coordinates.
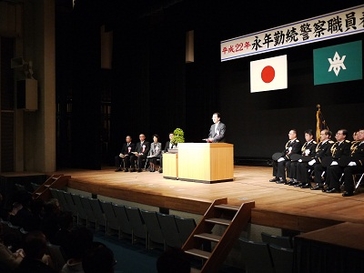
[58,211,74,232]
[156,248,191,273]
[63,226,93,261]
[22,230,48,260]
[82,242,116,273]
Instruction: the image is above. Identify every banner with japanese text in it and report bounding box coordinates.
[221,5,364,62]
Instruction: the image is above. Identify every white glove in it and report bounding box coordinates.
[348,161,357,166]
[304,149,310,156]
[308,159,316,166]
[277,157,285,162]
[330,161,338,166]
[298,159,303,163]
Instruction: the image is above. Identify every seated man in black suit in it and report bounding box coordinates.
[131,133,150,172]
[307,129,334,190]
[322,129,351,193]
[293,129,317,187]
[115,135,135,172]
[164,132,176,152]
[269,129,301,184]
[341,129,364,197]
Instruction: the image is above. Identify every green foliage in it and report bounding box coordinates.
[172,128,185,144]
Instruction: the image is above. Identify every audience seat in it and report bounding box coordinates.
[112,204,133,241]
[261,232,293,249]
[239,237,274,273]
[99,200,120,236]
[269,243,294,273]
[140,209,164,250]
[157,212,182,249]
[175,215,196,245]
[125,206,147,247]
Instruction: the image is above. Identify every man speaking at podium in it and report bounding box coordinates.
[204,112,226,143]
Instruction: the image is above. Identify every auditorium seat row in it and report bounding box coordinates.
[239,233,294,273]
[49,188,197,250]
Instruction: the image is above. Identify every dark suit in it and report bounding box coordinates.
[312,140,334,184]
[325,140,352,189]
[343,141,364,194]
[132,141,150,170]
[115,142,135,169]
[272,138,301,180]
[295,140,317,182]
[164,141,176,152]
[208,122,226,142]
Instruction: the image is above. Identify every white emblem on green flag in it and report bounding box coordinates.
[313,40,362,85]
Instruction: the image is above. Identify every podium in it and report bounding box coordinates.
[162,153,178,179]
[177,143,234,183]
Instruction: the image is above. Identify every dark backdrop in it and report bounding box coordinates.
[62,0,364,168]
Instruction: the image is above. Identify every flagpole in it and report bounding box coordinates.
[316,104,321,142]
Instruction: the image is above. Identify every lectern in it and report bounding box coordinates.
[177,143,234,183]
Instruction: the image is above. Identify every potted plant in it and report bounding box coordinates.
[171,128,185,147]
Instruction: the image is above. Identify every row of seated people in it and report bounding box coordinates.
[0,191,191,273]
[269,128,364,197]
[0,188,117,273]
[114,133,177,173]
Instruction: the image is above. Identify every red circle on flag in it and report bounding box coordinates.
[261,65,275,83]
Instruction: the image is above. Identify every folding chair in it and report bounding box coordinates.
[269,244,294,273]
[239,238,274,273]
[261,232,293,249]
[354,173,364,193]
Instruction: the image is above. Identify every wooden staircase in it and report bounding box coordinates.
[182,198,255,273]
[32,174,70,201]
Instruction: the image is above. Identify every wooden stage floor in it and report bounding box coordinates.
[59,165,364,233]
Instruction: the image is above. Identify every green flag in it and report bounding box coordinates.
[313,40,362,85]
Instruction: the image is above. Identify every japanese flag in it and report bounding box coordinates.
[250,55,288,93]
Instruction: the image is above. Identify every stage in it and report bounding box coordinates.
[51,165,364,233]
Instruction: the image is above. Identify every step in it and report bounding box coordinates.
[205,217,231,226]
[214,204,239,211]
[185,248,211,260]
[190,268,201,273]
[194,233,221,242]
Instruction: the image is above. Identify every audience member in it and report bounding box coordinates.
[53,211,74,247]
[15,230,58,273]
[156,248,191,273]
[115,135,135,172]
[82,242,116,273]
[61,227,94,273]
[0,223,24,272]
[8,191,39,232]
[147,134,162,172]
[40,198,62,244]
